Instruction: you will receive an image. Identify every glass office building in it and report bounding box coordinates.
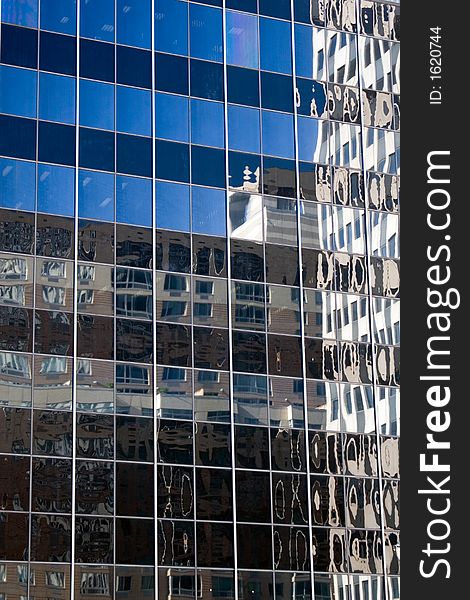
[0,0,400,598]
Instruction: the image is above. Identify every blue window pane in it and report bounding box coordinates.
[80,0,115,42]
[0,66,37,118]
[156,181,190,231]
[39,72,75,124]
[2,0,38,27]
[117,0,151,49]
[37,163,74,217]
[226,11,258,69]
[297,116,326,162]
[190,4,223,62]
[260,18,292,74]
[190,99,224,148]
[155,93,189,142]
[295,24,313,79]
[228,105,260,153]
[117,86,151,136]
[116,176,152,226]
[79,80,114,130]
[156,140,190,183]
[192,187,226,236]
[262,111,294,159]
[40,0,76,35]
[78,170,115,221]
[0,157,35,211]
[155,0,188,56]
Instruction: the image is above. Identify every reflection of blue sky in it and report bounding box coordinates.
[156,181,190,232]
[226,11,259,70]
[262,111,294,159]
[117,176,152,226]
[298,117,327,163]
[80,80,113,130]
[155,93,189,143]
[191,99,224,148]
[0,65,37,119]
[192,187,226,236]
[117,86,151,137]
[78,170,114,222]
[41,0,76,35]
[155,0,188,56]
[1,0,38,27]
[190,3,223,63]
[260,17,292,74]
[117,0,151,49]
[228,105,260,153]
[0,158,35,211]
[81,0,115,41]
[38,164,75,217]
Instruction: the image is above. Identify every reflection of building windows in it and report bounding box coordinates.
[0,257,27,280]
[235,304,264,325]
[41,261,66,279]
[141,575,154,591]
[116,268,152,290]
[0,284,25,305]
[294,579,312,599]
[235,282,264,302]
[211,575,234,599]
[42,285,66,306]
[79,573,110,595]
[194,302,213,318]
[77,359,92,375]
[40,357,67,375]
[78,264,95,282]
[77,289,94,305]
[117,294,152,318]
[45,571,66,588]
[116,364,149,385]
[195,280,214,295]
[162,367,186,381]
[116,576,132,591]
[170,575,201,597]
[233,374,267,395]
[198,370,219,382]
[161,300,187,318]
[164,274,189,292]
[0,352,30,377]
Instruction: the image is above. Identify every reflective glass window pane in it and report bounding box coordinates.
[190,4,223,62]
[0,157,36,211]
[155,0,188,56]
[156,181,190,231]
[0,66,37,118]
[192,187,226,237]
[40,0,76,35]
[228,105,260,153]
[190,99,224,148]
[80,0,115,41]
[39,72,76,125]
[116,86,151,136]
[262,111,294,159]
[78,170,115,222]
[116,175,152,227]
[226,11,258,69]
[260,17,292,74]
[79,79,114,131]
[155,93,189,142]
[37,163,75,217]
[298,117,329,163]
[117,0,151,49]
[1,0,38,27]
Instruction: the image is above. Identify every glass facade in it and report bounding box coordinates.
[0,0,400,599]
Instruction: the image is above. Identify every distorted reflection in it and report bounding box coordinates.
[0,351,32,406]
